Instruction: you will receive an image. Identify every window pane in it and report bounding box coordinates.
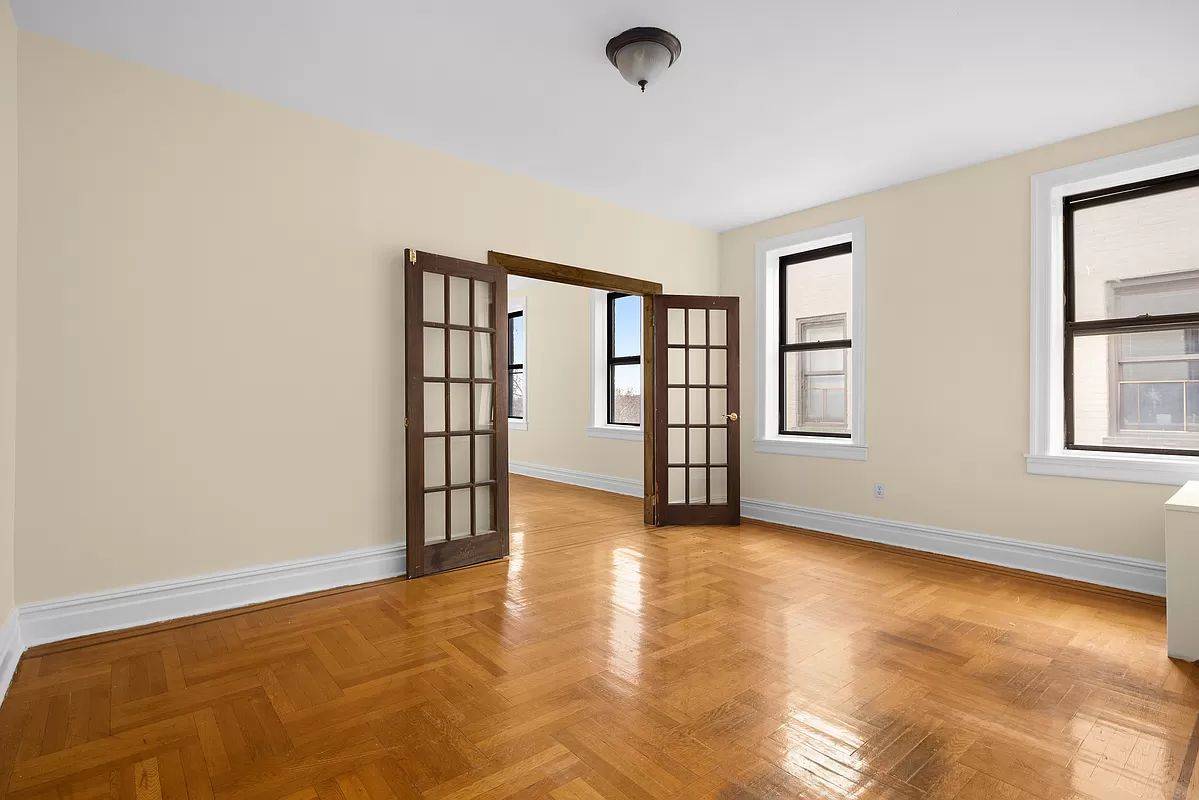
[610,294,641,358]
[1072,328,1199,450]
[424,327,444,378]
[474,281,493,328]
[475,435,493,481]
[688,468,706,504]
[710,310,727,346]
[668,348,685,384]
[473,332,493,379]
[424,383,445,432]
[806,348,845,374]
[509,368,525,419]
[710,349,727,386]
[710,468,728,505]
[449,383,469,431]
[509,313,525,366]
[689,387,707,425]
[1070,183,1199,322]
[668,468,685,504]
[709,388,727,421]
[474,486,494,534]
[783,252,851,345]
[688,348,706,385]
[688,309,706,345]
[448,277,470,326]
[474,383,493,430]
[449,330,469,378]
[668,387,685,424]
[423,272,444,324]
[611,363,641,425]
[424,437,445,488]
[688,427,706,465]
[425,492,445,543]
[449,436,470,484]
[710,428,727,464]
[783,348,851,435]
[668,427,685,463]
[667,308,685,345]
[449,489,471,539]
[802,318,846,344]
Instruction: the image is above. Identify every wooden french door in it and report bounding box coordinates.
[405,249,509,577]
[654,295,740,525]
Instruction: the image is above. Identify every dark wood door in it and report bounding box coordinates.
[654,295,740,525]
[405,249,509,577]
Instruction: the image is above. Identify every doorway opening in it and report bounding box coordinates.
[403,248,739,578]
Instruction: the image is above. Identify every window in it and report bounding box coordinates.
[588,290,643,440]
[755,218,866,460]
[779,243,852,438]
[607,292,642,426]
[795,314,848,430]
[507,308,525,422]
[1029,134,1199,484]
[1064,169,1199,456]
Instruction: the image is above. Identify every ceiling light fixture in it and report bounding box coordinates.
[605,27,682,93]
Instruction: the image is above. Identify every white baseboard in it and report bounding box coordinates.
[0,610,22,702]
[5,470,1166,657]
[509,461,642,498]
[742,497,1166,597]
[19,543,406,648]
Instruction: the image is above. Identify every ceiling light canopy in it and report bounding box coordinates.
[605,27,682,93]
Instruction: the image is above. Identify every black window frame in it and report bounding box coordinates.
[606,292,642,427]
[507,309,524,421]
[778,242,853,438]
[1063,166,1199,457]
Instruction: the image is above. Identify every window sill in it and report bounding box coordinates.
[753,436,867,461]
[1026,451,1199,486]
[587,425,643,442]
[508,418,528,432]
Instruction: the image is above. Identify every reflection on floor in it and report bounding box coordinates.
[1,474,1197,798]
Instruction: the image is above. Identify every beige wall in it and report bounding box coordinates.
[506,279,649,481]
[721,106,1199,564]
[10,24,1197,607]
[0,2,16,623]
[15,33,717,604]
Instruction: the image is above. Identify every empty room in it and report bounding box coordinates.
[0,2,1198,799]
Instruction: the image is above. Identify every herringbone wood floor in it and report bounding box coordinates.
[1,475,1197,799]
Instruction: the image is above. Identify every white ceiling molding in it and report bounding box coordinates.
[13,0,1199,231]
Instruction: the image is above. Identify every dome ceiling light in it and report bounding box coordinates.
[605,27,682,93]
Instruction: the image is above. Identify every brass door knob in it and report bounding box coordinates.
[724,413,738,421]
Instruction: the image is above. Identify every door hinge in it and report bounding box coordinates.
[404,416,409,428]
[408,249,416,265]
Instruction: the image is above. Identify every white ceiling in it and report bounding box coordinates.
[12,0,1199,231]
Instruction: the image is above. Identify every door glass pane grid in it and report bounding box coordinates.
[423,272,497,539]
[665,307,728,507]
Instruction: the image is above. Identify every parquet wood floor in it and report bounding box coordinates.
[1,475,1198,799]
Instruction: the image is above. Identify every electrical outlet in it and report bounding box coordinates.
[874,483,885,499]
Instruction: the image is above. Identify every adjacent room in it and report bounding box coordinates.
[504,277,649,555]
[0,2,1198,799]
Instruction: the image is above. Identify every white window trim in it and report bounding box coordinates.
[508,296,528,431]
[588,289,644,442]
[754,217,867,461]
[1028,134,1199,485]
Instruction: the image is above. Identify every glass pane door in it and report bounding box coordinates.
[405,250,508,577]
[655,295,740,525]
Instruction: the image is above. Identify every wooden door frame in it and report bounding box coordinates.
[487,251,663,525]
